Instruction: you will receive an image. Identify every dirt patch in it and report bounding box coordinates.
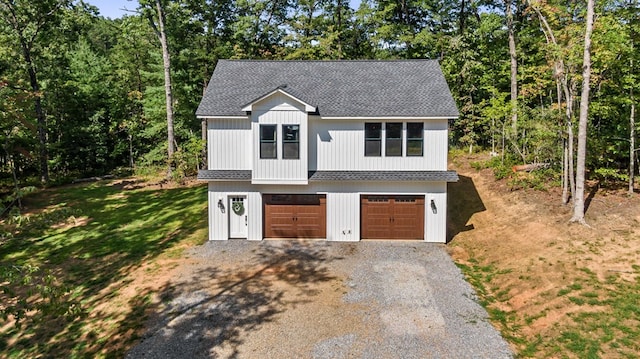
[447,152,640,357]
[110,176,201,191]
[50,215,91,230]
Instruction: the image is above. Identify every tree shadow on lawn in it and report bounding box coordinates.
[0,181,208,358]
[447,175,486,243]
[125,241,339,358]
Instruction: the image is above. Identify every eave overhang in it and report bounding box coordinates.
[197,170,459,183]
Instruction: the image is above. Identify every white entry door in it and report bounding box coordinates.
[229,196,248,238]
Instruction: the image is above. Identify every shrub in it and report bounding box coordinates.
[1,264,83,328]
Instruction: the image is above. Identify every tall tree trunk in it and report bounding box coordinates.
[3,136,21,208]
[459,0,466,35]
[533,4,571,203]
[129,133,134,168]
[506,0,518,134]
[563,138,569,203]
[148,0,176,175]
[10,154,21,208]
[305,2,315,48]
[570,0,595,224]
[4,0,51,183]
[630,94,636,195]
[566,80,576,202]
[201,83,207,170]
[24,55,49,184]
[336,0,343,58]
[558,79,569,203]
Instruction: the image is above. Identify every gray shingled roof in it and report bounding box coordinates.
[197,170,458,182]
[309,171,459,182]
[197,170,251,181]
[196,60,459,118]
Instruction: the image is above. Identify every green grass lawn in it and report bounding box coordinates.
[0,179,208,358]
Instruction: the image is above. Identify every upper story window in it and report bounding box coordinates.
[282,125,300,159]
[406,122,424,156]
[260,124,277,159]
[364,122,424,157]
[365,123,382,156]
[385,123,403,156]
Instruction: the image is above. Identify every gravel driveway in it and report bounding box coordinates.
[127,240,513,358]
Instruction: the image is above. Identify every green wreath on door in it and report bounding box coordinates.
[232,201,244,215]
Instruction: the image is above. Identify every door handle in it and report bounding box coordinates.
[245,215,247,225]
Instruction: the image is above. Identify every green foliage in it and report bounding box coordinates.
[493,164,513,181]
[133,164,166,181]
[170,136,204,182]
[2,186,36,204]
[470,153,560,191]
[508,168,560,191]
[6,205,81,232]
[0,264,82,328]
[0,0,635,191]
[593,167,629,184]
[477,155,513,180]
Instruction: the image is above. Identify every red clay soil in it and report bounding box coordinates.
[446,152,640,357]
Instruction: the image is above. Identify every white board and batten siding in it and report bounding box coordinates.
[207,118,251,170]
[207,114,449,173]
[309,119,449,171]
[207,184,263,241]
[326,192,360,241]
[207,181,448,243]
[252,93,308,184]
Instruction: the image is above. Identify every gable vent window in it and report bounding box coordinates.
[260,124,277,159]
[282,125,300,159]
[385,123,403,156]
[365,123,382,157]
[407,122,424,156]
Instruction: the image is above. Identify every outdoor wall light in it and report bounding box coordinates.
[218,198,225,213]
[430,199,437,214]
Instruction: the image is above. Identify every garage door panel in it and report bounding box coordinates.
[268,215,297,237]
[361,214,393,239]
[295,225,323,238]
[296,204,326,238]
[393,197,424,239]
[264,195,326,238]
[361,195,424,240]
[361,197,391,239]
[268,226,296,237]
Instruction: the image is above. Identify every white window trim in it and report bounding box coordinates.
[365,122,424,158]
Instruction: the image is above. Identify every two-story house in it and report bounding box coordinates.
[196,60,459,242]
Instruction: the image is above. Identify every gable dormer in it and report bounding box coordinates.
[243,87,316,185]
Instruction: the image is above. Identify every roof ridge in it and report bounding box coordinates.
[218,59,438,63]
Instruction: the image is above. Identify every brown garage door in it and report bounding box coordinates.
[361,195,424,240]
[264,194,326,238]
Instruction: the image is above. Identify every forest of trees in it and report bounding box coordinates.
[1,0,638,213]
